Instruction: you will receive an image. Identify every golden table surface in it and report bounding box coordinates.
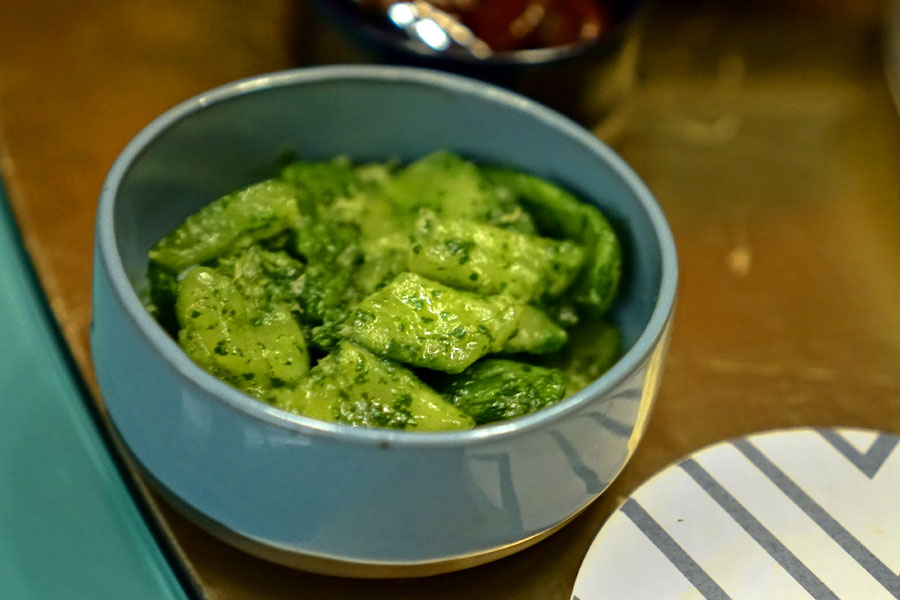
[2,0,899,597]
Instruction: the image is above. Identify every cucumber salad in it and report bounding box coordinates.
[146,151,622,431]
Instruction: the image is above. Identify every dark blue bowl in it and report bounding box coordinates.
[301,0,648,128]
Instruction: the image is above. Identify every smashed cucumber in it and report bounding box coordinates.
[149,179,301,273]
[344,272,521,374]
[440,359,567,425]
[542,319,622,396]
[272,342,473,430]
[483,168,622,316]
[408,212,584,302]
[145,150,625,431]
[383,150,535,232]
[502,304,567,355]
[175,267,310,400]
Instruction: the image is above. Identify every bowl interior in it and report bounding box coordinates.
[109,67,669,419]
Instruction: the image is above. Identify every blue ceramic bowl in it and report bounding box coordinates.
[91,65,677,577]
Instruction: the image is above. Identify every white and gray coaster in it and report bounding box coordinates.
[572,427,900,599]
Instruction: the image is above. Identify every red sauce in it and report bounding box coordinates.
[462,0,612,51]
[364,0,615,52]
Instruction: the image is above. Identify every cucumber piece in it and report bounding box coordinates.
[324,183,411,295]
[352,233,410,296]
[209,245,305,318]
[145,260,179,335]
[175,267,310,399]
[542,319,621,396]
[273,342,474,431]
[483,169,622,316]
[386,151,535,231]
[149,180,301,273]
[279,156,359,207]
[503,305,567,355]
[408,212,584,301]
[344,272,521,374]
[440,359,566,425]
[292,217,364,350]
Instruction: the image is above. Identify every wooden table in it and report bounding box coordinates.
[3,0,900,597]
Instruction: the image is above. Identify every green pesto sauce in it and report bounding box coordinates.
[146,151,624,431]
[440,359,566,425]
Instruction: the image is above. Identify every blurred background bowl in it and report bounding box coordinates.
[91,65,676,577]
[296,0,648,137]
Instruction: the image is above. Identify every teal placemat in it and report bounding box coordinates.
[0,187,191,599]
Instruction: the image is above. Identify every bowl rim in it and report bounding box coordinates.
[96,64,677,449]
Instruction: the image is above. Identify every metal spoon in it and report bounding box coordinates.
[385,0,493,58]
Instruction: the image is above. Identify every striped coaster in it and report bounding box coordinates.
[572,427,900,600]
